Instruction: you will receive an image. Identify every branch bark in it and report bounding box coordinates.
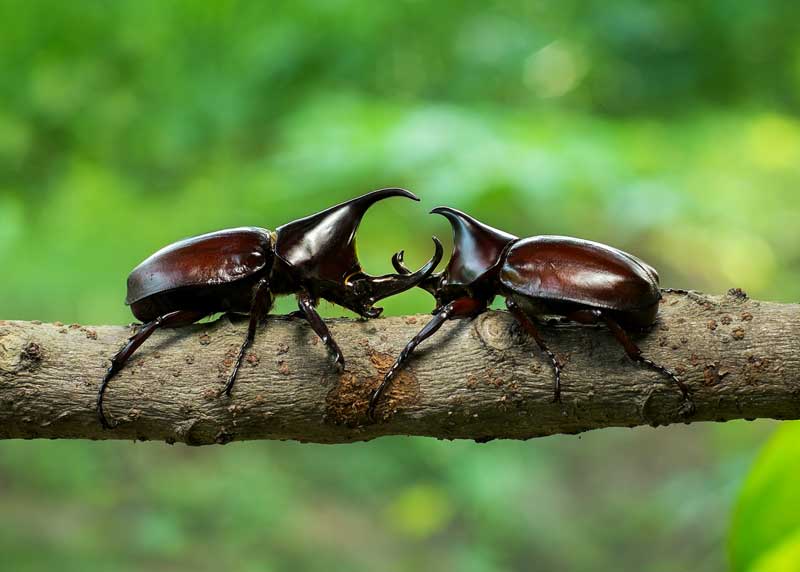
[1,291,798,445]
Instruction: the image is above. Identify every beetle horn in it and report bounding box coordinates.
[430,206,518,285]
[274,188,420,283]
[358,236,444,306]
[392,249,442,297]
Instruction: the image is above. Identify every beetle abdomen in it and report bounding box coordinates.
[126,227,274,305]
[499,236,660,312]
[130,274,271,322]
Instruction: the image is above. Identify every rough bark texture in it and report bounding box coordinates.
[0,290,798,445]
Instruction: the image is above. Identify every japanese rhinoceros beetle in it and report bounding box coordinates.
[368,206,694,419]
[98,188,443,428]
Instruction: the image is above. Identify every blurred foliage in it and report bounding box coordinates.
[1,1,798,570]
[730,422,800,572]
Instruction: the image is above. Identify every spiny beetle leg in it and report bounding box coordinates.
[297,291,345,370]
[599,311,695,416]
[368,303,454,421]
[98,309,207,429]
[505,298,562,403]
[368,296,486,421]
[222,278,271,397]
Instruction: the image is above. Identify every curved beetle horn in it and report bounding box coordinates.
[359,236,444,304]
[274,188,420,283]
[429,206,517,285]
[392,249,442,297]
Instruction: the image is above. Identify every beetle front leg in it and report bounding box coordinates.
[369,297,485,420]
[222,278,272,397]
[505,299,563,403]
[297,291,345,370]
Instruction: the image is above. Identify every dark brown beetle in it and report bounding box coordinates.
[98,188,443,428]
[368,206,694,418]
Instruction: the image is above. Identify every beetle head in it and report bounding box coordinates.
[274,188,444,317]
[392,207,517,311]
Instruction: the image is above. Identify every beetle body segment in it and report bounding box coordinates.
[126,227,275,320]
[129,273,274,325]
[498,236,661,329]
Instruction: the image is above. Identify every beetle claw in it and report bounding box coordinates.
[366,390,380,422]
[679,399,696,417]
[333,355,345,372]
[98,406,115,430]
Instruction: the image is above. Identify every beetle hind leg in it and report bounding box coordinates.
[98,309,207,429]
[597,311,695,416]
[505,299,562,403]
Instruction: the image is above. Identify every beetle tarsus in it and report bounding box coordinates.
[332,350,346,372]
[97,366,119,430]
[637,355,695,415]
[97,310,207,429]
[678,399,697,417]
[222,340,249,397]
[600,313,695,415]
[368,297,489,420]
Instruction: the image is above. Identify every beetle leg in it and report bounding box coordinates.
[297,291,345,370]
[369,297,485,420]
[597,312,695,416]
[98,309,206,429]
[505,299,562,403]
[222,278,272,397]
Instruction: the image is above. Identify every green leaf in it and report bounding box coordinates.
[730,422,800,572]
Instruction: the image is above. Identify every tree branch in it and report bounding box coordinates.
[1,291,798,445]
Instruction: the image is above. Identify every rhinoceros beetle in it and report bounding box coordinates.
[368,206,694,418]
[98,188,443,428]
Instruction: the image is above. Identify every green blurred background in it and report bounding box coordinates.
[2,1,799,570]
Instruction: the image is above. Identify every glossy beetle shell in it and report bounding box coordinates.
[499,235,660,312]
[126,227,274,305]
